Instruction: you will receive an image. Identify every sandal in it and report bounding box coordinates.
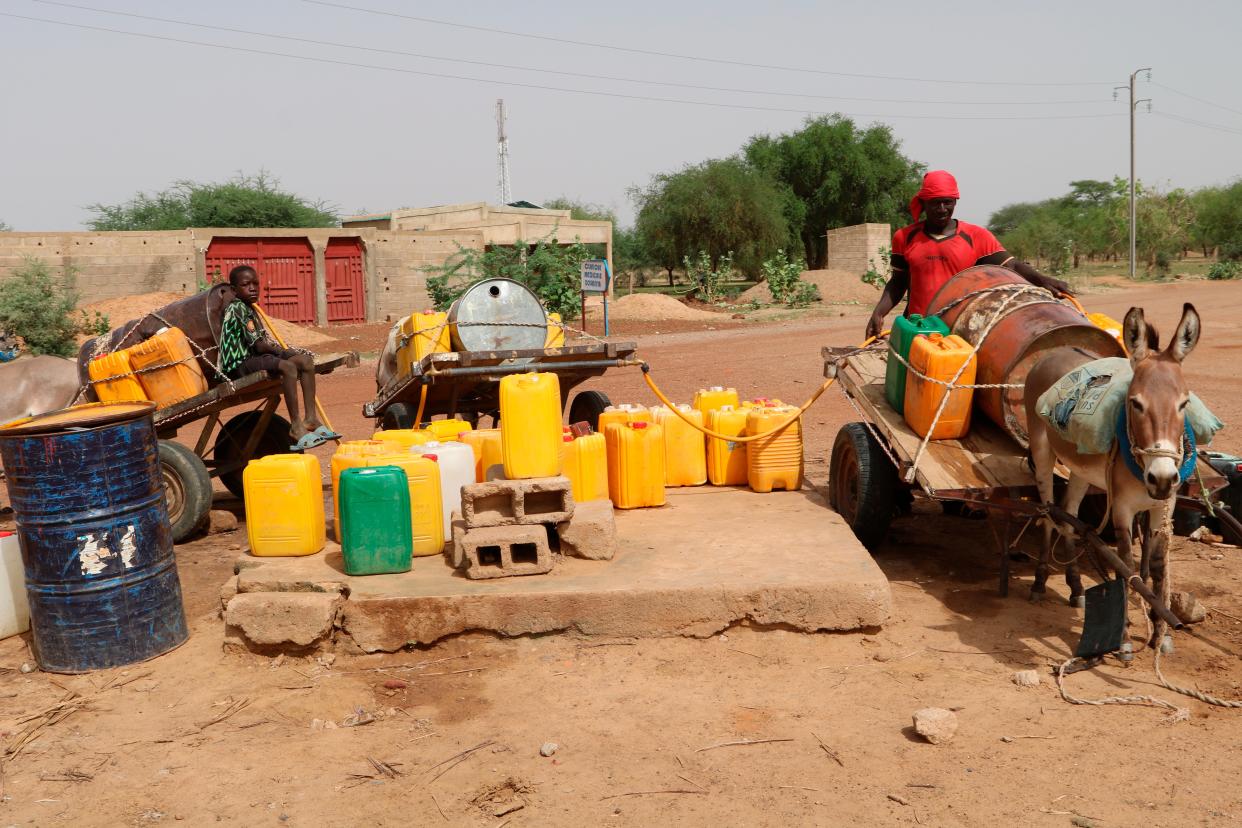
[311,425,342,441]
[289,431,329,452]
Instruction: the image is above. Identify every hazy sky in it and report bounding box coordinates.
[3,0,1240,232]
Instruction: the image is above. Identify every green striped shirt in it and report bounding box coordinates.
[219,300,265,376]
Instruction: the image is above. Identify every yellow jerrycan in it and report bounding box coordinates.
[330,440,387,540]
[562,432,609,502]
[243,454,326,556]
[605,421,666,509]
[597,404,651,434]
[127,327,208,408]
[500,372,562,479]
[545,312,565,348]
[371,428,435,449]
[425,418,472,441]
[365,453,444,556]
[745,405,803,493]
[460,428,504,483]
[693,386,739,416]
[396,310,450,377]
[706,405,749,486]
[652,405,707,487]
[903,333,976,440]
[88,350,148,403]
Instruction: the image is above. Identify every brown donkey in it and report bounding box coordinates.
[1024,303,1201,651]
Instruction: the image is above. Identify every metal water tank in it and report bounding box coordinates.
[448,278,548,352]
[925,265,1124,446]
[0,401,189,673]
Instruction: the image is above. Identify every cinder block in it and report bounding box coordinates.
[448,511,467,569]
[460,524,553,580]
[556,499,617,561]
[461,476,574,528]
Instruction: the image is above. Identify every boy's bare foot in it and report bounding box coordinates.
[290,420,312,440]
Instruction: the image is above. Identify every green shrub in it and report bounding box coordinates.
[682,250,732,304]
[0,258,105,357]
[761,249,819,307]
[1207,260,1242,281]
[861,245,891,290]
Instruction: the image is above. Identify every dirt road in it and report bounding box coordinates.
[2,279,1241,825]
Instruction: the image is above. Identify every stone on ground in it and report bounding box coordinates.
[1012,669,1040,687]
[225,592,340,648]
[1170,591,1207,624]
[913,707,958,744]
[208,510,239,534]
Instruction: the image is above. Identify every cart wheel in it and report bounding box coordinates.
[213,410,293,499]
[381,403,416,431]
[159,440,212,544]
[568,390,611,432]
[829,423,898,550]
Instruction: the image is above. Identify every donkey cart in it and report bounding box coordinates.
[364,341,641,432]
[153,351,358,542]
[822,344,1235,608]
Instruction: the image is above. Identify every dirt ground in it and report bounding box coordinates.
[4,279,1242,825]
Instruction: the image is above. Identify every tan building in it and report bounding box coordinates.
[826,223,891,277]
[0,202,611,325]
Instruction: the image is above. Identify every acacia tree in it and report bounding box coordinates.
[87,171,337,230]
[1192,180,1242,259]
[744,115,924,269]
[631,157,791,282]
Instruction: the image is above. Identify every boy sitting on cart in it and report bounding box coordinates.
[219,265,340,451]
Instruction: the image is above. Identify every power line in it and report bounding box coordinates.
[0,11,1130,122]
[1152,82,1242,119]
[30,0,1111,108]
[1151,111,1242,137]
[301,0,1119,88]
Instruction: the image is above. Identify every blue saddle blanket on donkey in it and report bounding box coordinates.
[1035,357,1222,455]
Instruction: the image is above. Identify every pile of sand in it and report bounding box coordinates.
[738,269,882,306]
[79,292,334,348]
[586,292,724,322]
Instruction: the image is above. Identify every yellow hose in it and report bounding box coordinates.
[639,333,883,443]
[414,383,428,430]
[253,303,337,434]
[640,285,1085,442]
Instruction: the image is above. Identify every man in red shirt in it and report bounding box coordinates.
[865,170,1071,338]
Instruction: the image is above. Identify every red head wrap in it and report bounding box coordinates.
[909,170,960,222]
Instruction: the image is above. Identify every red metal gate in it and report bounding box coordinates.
[204,238,316,324]
[324,238,366,323]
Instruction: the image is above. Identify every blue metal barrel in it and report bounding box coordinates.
[0,402,188,673]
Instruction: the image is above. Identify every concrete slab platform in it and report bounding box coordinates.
[229,488,892,652]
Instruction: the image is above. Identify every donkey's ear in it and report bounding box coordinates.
[1168,303,1201,363]
[1123,307,1150,365]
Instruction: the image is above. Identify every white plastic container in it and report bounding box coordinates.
[416,441,476,541]
[0,533,30,640]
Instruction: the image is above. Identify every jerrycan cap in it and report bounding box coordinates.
[563,434,574,442]
[630,421,648,430]
[423,454,438,462]
[707,385,723,392]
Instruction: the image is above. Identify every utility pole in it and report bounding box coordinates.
[1116,68,1151,279]
[495,99,512,205]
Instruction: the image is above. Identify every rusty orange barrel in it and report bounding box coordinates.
[924,265,1124,446]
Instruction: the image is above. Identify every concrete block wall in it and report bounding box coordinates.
[370,231,482,322]
[826,223,892,277]
[0,230,197,305]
